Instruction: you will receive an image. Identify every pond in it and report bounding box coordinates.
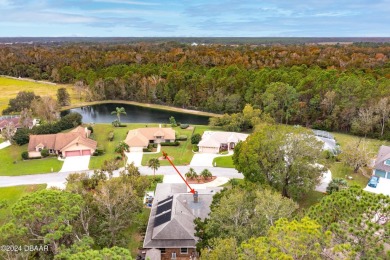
[61,103,211,125]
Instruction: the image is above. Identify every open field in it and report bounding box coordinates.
[0,184,47,224]
[0,145,63,176]
[0,76,77,114]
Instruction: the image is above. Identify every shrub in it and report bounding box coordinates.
[108,131,114,141]
[152,143,158,148]
[192,144,199,152]
[87,125,94,134]
[180,124,189,129]
[93,148,104,156]
[112,120,120,127]
[160,141,180,146]
[176,135,188,141]
[21,151,29,160]
[13,128,30,145]
[201,169,212,180]
[40,149,49,157]
[143,148,152,152]
[191,133,202,144]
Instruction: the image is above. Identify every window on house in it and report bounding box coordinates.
[180,248,188,254]
[385,159,390,166]
[171,252,177,259]
[159,248,166,254]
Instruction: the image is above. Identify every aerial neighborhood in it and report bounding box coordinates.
[1,40,390,259]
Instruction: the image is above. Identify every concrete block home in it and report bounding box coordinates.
[364,145,390,196]
[197,131,249,153]
[28,126,97,158]
[124,127,175,152]
[143,183,222,260]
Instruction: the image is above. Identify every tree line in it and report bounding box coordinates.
[1,43,390,138]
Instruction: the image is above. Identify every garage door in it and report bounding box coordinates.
[65,150,81,157]
[200,147,219,153]
[82,150,91,156]
[130,147,143,152]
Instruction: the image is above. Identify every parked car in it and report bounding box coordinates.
[368,176,380,188]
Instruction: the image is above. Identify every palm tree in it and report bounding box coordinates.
[200,169,212,180]
[148,158,160,177]
[115,141,130,166]
[111,107,127,123]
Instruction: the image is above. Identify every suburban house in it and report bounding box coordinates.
[143,183,222,260]
[28,126,97,158]
[124,127,175,152]
[197,131,249,153]
[364,145,390,196]
[0,116,37,132]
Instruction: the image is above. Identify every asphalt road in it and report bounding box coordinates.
[0,166,243,188]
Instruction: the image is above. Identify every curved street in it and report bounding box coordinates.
[0,166,243,188]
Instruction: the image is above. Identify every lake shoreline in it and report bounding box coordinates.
[61,100,221,118]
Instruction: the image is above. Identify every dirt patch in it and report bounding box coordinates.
[186,176,217,184]
[187,126,194,130]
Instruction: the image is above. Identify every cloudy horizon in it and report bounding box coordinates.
[0,0,389,37]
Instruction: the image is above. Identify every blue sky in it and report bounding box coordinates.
[0,0,389,37]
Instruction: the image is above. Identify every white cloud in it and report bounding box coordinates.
[92,0,160,6]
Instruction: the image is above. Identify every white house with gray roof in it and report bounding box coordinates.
[364,145,390,196]
[197,131,249,153]
[143,183,222,260]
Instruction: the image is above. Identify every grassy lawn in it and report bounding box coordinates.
[213,155,235,168]
[0,145,63,176]
[0,184,47,224]
[297,190,326,209]
[0,76,77,114]
[89,123,160,169]
[142,126,195,166]
[330,162,369,188]
[125,207,151,257]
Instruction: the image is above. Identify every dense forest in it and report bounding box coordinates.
[1,42,390,137]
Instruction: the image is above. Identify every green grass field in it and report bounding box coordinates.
[0,145,63,176]
[0,76,77,114]
[0,184,47,224]
[213,155,235,168]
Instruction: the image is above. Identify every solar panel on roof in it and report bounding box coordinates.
[156,199,173,215]
[154,211,172,227]
[158,196,173,205]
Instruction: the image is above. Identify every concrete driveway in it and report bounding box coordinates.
[125,152,143,166]
[190,153,222,167]
[59,156,91,173]
[0,140,11,150]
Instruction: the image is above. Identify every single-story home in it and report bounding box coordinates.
[143,183,222,260]
[124,127,175,152]
[313,130,339,154]
[364,145,390,196]
[28,126,97,158]
[0,116,36,132]
[197,131,249,153]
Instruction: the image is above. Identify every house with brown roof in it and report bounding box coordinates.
[0,116,36,132]
[124,127,175,152]
[143,183,222,260]
[28,126,97,158]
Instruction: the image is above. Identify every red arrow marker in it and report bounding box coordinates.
[162,151,195,194]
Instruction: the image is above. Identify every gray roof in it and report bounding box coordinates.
[143,183,221,249]
[374,145,390,172]
[198,131,249,148]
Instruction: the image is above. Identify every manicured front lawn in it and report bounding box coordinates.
[142,126,195,166]
[213,155,235,168]
[0,145,63,176]
[330,162,369,188]
[0,184,47,224]
[89,123,160,169]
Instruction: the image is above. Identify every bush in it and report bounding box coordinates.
[192,144,199,152]
[143,148,152,152]
[191,133,202,144]
[160,141,180,146]
[13,128,30,145]
[40,149,49,157]
[21,151,29,160]
[108,131,114,141]
[180,124,189,129]
[176,135,188,141]
[87,125,94,134]
[152,143,158,148]
[93,148,104,156]
[112,120,120,127]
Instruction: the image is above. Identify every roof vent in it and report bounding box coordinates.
[193,191,199,203]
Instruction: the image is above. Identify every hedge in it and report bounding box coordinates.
[176,135,188,141]
[180,124,189,129]
[160,141,180,146]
